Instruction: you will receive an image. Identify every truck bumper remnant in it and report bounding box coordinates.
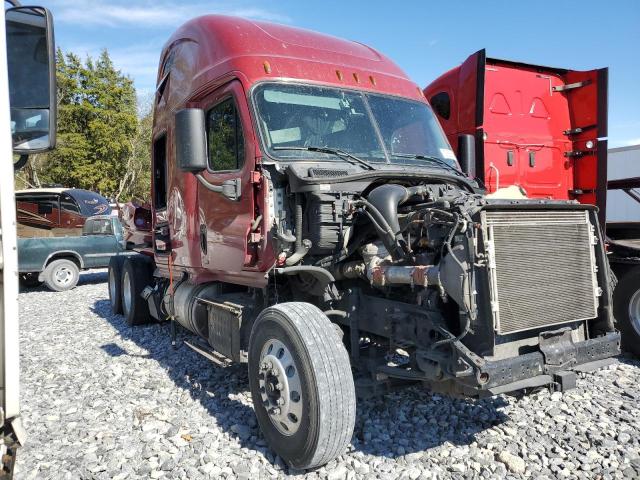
[460,331,620,395]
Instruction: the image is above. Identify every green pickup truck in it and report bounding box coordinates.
[18,215,126,291]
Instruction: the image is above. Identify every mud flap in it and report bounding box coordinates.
[539,327,578,372]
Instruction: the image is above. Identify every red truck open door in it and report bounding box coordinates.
[424,49,608,224]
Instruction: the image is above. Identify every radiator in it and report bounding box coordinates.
[482,209,600,335]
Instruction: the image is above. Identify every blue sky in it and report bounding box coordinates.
[47,0,640,146]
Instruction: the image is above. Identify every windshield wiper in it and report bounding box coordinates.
[273,146,376,170]
[390,153,464,176]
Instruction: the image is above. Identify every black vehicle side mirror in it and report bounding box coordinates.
[175,108,242,200]
[457,134,476,178]
[6,6,56,155]
[175,108,207,172]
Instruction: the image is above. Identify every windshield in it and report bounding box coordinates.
[253,83,458,169]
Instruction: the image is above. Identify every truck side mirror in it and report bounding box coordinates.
[175,108,207,172]
[457,134,476,178]
[6,6,56,155]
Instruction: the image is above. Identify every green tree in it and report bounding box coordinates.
[38,48,141,200]
[114,98,153,202]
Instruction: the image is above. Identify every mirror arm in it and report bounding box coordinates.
[14,154,29,171]
[195,173,223,193]
[195,174,241,201]
[5,0,22,6]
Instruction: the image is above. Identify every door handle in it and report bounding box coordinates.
[195,175,242,201]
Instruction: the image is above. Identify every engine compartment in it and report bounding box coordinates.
[259,161,618,394]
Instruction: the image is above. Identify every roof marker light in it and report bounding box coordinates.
[352,72,360,83]
[263,61,271,74]
[336,70,343,81]
[369,75,376,86]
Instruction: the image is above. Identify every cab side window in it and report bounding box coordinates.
[430,91,451,120]
[206,98,245,171]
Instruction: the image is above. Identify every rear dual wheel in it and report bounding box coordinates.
[108,255,153,326]
[248,302,356,469]
[108,256,125,314]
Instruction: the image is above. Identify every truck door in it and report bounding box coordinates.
[561,68,608,224]
[196,80,256,275]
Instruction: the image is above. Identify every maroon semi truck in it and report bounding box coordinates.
[108,17,620,468]
[423,50,640,355]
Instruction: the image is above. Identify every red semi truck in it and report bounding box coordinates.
[423,50,640,355]
[109,18,620,468]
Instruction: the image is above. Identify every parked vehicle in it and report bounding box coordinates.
[109,17,620,469]
[423,50,639,355]
[1,3,57,474]
[19,215,125,291]
[16,187,111,238]
[606,146,640,355]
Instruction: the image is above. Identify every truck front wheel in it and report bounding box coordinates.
[121,256,153,326]
[614,267,640,356]
[248,302,356,470]
[43,259,80,292]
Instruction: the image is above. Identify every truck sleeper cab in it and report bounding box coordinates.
[109,16,620,469]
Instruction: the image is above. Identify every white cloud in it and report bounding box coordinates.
[49,0,289,28]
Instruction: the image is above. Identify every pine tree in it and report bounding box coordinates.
[32,48,147,201]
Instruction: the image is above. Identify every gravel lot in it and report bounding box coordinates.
[13,270,640,479]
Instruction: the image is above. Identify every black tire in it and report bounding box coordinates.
[121,256,153,326]
[108,256,126,314]
[42,259,80,292]
[248,302,356,469]
[19,273,43,289]
[614,267,640,356]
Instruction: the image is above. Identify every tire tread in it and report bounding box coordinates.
[263,302,356,468]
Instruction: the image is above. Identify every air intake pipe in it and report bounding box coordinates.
[366,184,426,259]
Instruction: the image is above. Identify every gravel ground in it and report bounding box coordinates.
[13,270,640,479]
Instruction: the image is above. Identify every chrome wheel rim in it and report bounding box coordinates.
[53,266,74,287]
[258,339,303,436]
[123,270,132,315]
[630,288,640,337]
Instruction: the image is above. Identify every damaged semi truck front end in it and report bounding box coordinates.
[112,15,620,469]
[270,160,619,397]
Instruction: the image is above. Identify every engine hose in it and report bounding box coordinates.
[352,199,405,259]
[429,313,471,350]
[285,194,311,266]
[431,214,474,351]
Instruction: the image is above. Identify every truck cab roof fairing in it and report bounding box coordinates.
[154,15,425,115]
